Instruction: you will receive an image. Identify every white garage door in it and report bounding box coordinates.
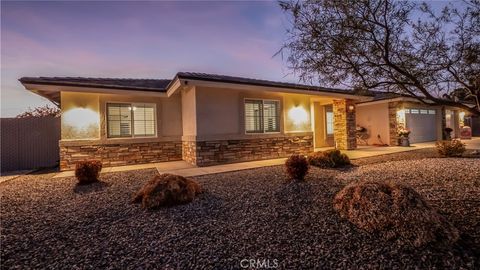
[405,108,437,143]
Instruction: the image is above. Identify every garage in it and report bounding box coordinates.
[405,108,437,143]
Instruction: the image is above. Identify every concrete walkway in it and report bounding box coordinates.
[52,137,480,178]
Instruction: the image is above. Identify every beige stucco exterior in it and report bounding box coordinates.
[52,81,364,169]
[185,86,316,141]
[356,103,390,145]
[60,91,182,143]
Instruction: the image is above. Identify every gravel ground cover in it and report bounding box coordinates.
[1,150,479,269]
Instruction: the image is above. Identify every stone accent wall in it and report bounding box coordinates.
[182,135,313,167]
[388,102,401,146]
[440,106,447,139]
[333,100,357,150]
[182,141,197,165]
[60,141,182,171]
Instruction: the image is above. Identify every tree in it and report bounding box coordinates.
[16,104,60,118]
[279,0,480,115]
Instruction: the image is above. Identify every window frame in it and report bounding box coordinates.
[244,98,281,134]
[325,105,334,137]
[106,102,157,139]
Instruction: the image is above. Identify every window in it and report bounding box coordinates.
[326,111,334,135]
[420,109,429,114]
[410,109,419,114]
[107,103,156,138]
[428,110,436,115]
[245,99,280,133]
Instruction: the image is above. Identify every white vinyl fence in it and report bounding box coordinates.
[1,117,60,173]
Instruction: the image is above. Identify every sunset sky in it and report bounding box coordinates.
[1,1,294,117]
[1,1,454,117]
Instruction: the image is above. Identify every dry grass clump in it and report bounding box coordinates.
[333,181,459,247]
[132,173,202,209]
[285,154,309,181]
[436,139,466,157]
[75,160,102,185]
[308,149,351,168]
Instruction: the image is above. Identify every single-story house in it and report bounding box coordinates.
[19,72,469,171]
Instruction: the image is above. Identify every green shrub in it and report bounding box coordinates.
[75,160,102,185]
[307,149,351,168]
[436,139,466,157]
[285,154,309,181]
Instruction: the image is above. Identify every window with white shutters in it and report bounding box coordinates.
[245,99,280,133]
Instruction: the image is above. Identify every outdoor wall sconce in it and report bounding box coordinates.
[348,104,355,112]
[288,106,309,126]
[63,107,99,130]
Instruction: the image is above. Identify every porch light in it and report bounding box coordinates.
[348,104,355,112]
[288,106,308,126]
[62,108,99,130]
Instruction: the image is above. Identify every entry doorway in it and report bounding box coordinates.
[313,102,335,149]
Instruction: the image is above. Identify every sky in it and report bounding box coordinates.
[1,1,294,117]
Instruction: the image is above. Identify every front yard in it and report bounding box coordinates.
[1,149,479,269]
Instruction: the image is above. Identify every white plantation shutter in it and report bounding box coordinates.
[245,100,263,133]
[263,100,279,132]
[245,99,280,133]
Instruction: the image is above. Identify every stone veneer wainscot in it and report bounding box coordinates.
[333,99,357,150]
[182,135,313,167]
[60,140,182,170]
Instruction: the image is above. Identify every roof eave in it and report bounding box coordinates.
[20,82,169,104]
[175,78,368,100]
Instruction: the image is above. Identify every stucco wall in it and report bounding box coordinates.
[181,87,197,137]
[61,91,182,142]
[356,103,390,145]
[194,86,312,140]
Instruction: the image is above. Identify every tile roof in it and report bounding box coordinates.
[20,72,359,95]
[176,72,353,94]
[19,77,172,92]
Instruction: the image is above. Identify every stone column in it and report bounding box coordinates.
[440,106,447,140]
[333,99,357,150]
[388,102,400,146]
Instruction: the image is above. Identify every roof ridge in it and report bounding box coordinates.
[32,76,171,81]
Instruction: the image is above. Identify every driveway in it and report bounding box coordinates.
[462,137,480,149]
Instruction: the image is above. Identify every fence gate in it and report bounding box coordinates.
[1,117,60,173]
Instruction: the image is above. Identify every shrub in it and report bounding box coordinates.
[285,154,309,181]
[307,151,335,168]
[307,149,350,168]
[325,149,351,167]
[132,174,202,209]
[75,160,102,185]
[436,139,466,157]
[333,181,459,247]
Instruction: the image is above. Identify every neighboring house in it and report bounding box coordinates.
[20,72,469,171]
